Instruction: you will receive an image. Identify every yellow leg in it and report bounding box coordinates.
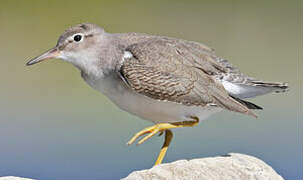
[155,130,173,165]
[127,117,199,165]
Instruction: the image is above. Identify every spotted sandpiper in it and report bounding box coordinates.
[27,23,288,165]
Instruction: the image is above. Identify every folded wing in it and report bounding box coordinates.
[120,38,256,117]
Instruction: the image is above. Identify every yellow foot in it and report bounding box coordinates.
[127,117,199,166]
[127,123,176,146]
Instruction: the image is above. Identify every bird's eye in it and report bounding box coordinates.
[73,34,82,42]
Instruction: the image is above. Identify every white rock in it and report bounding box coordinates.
[122,153,284,180]
[0,177,34,180]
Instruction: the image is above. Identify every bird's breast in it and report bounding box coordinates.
[82,73,221,124]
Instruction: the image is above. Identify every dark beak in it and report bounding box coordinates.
[26,47,60,66]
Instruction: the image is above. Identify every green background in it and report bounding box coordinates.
[0,0,302,179]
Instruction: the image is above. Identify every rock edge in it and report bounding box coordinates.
[122,153,284,180]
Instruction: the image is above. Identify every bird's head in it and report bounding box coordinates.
[27,23,108,75]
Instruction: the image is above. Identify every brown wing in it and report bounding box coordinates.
[120,38,256,117]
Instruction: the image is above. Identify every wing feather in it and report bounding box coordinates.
[120,38,256,117]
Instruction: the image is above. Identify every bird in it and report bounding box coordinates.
[26,23,288,166]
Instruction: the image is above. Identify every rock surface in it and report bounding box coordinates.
[122,153,284,180]
[0,177,34,180]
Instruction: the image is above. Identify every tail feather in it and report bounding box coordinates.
[222,80,289,99]
[251,81,289,93]
[226,80,288,111]
[231,96,263,110]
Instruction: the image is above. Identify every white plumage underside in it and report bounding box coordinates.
[84,74,221,124]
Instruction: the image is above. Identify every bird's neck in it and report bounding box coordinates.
[79,33,126,80]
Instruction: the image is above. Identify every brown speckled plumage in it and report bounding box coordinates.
[120,38,256,117]
[117,33,288,96]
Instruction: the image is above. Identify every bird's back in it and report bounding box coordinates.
[116,32,288,101]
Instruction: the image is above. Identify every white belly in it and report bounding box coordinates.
[84,74,221,124]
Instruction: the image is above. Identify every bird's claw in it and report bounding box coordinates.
[127,125,161,146]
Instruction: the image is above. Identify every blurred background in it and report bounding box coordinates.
[0,0,302,179]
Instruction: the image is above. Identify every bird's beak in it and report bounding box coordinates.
[26,47,60,66]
